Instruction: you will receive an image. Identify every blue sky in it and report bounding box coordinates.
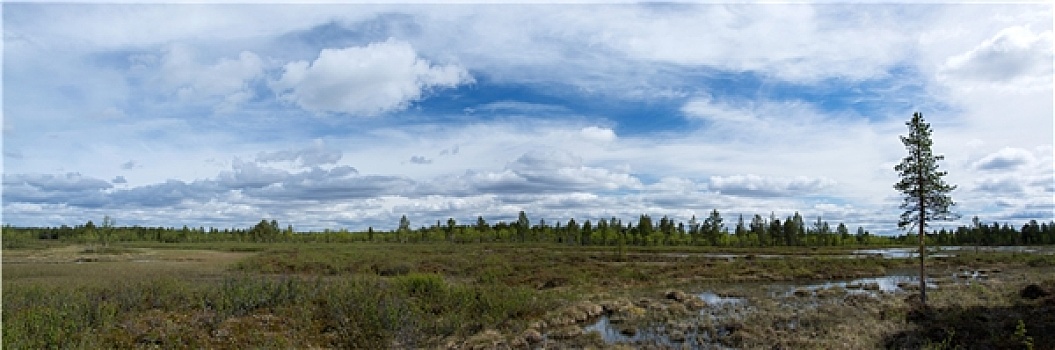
[3,3,1053,234]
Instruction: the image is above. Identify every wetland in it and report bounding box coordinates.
[4,241,1054,349]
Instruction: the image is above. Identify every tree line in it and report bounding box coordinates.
[4,211,1054,247]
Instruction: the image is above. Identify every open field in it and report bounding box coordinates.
[4,242,1054,349]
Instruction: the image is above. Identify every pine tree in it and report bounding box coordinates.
[735,214,747,247]
[837,223,850,246]
[637,215,654,246]
[398,215,411,243]
[517,211,530,242]
[703,209,724,246]
[894,112,958,306]
[688,215,700,245]
[446,218,457,243]
[750,214,765,247]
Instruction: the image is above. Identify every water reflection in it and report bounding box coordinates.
[852,246,1054,259]
[697,291,746,306]
[583,272,988,346]
[780,274,937,298]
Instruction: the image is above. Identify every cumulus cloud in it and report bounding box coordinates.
[3,173,113,193]
[216,159,292,189]
[111,179,209,207]
[271,39,473,116]
[708,174,835,198]
[121,160,139,170]
[247,167,412,201]
[974,176,1025,194]
[496,150,642,192]
[2,173,113,207]
[3,4,1051,232]
[1,158,408,211]
[256,144,343,168]
[958,146,1052,226]
[971,147,1036,171]
[416,150,643,197]
[939,26,1053,87]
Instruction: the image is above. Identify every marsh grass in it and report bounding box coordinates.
[3,243,562,349]
[3,272,552,348]
[4,242,1053,349]
[231,243,913,292]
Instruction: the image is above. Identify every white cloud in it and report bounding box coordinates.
[939,26,1053,88]
[2,173,114,208]
[974,176,1025,194]
[419,149,644,196]
[3,4,1051,233]
[971,147,1036,171]
[471,101,571,115]
[956,146,1053,227]
[159,45,263,107]
[681,96,759,124]
[4,172,113,193]
[580,126,616,143]
[271,39,473,116]
[647,177,706,193]
[708,174,836,198]
[540,4,911,83]
[256,143,343,168]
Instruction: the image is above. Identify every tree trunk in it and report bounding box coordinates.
[918,175,927,306]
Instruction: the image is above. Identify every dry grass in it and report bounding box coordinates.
[3,245,247,287]
[4,242,1054,349]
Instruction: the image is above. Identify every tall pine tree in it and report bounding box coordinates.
[894,112,958,306]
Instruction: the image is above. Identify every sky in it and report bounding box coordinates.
[2,2,1053,234]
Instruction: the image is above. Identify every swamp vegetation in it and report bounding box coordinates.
[3,239,1054,349]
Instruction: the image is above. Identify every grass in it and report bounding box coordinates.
[3,272,551,348]
[4,241,1054,348]
[231,243,915,292]
[3,243,557,349]
[881,276,1055,349]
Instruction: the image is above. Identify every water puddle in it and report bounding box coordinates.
[938,246,1055,255]
[582,270,998,347]
[583,291,750,347]
[697,291,746,306]
[851,248,955,259]
[779,274,936,298]
[851,246,1055,259]
[582,315,645,343]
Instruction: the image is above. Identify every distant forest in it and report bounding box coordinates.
[4,210,1054,248]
